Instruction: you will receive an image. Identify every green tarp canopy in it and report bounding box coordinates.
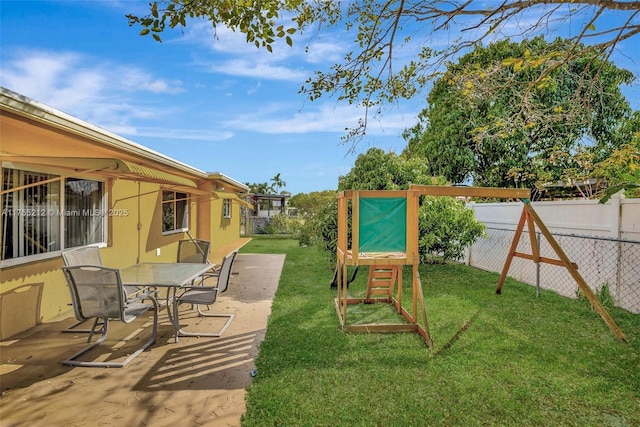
[358,197,406,252]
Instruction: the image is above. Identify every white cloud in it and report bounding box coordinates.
[0,48,184,132]
[247,81,262,95]
[0,51,84,104]
[304,38,346,64]
[207,58,308,81]
[129,127,235,142]
[181,21,334,82]
[222,102,416,136]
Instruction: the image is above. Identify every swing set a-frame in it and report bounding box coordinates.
[334,185,627,349]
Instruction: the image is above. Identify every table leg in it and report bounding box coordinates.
[172,288,180,343]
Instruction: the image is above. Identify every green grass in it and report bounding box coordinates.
[240,238,640,426]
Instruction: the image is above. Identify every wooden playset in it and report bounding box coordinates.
[334,186,626,348]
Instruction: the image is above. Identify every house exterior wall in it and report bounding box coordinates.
[1,90,247,339]
[0,178,193,339]
[210,200,241,247]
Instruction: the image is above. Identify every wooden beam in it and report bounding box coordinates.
[343,298,393,305]
[496,207,528,294]
[526,210,540,263]
[341,260,348,323]
[416,269,433,348]
[513,252,578,269]
[344,324,419,334]
[334,298,345,328]
[356,190,412,198]
[411,185,530,199]
[352,191,360,263]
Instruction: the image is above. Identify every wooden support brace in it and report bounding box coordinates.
[496,207,528,294]
[513,252,578,269]
[416,268,433,348]
[523,204,627,342]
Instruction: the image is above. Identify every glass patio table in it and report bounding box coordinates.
[120,262,213,342]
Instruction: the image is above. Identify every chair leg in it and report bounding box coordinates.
[61,318,111,367]
[61,298,159,368]
[177,309,235,338]
[61,317,104,335]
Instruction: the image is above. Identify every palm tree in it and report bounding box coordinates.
[270,173,286,194]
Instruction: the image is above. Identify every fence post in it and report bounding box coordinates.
[467,201,476,267]
[609,192,624,304]
[536,231,541,298]
[610,191,623,239]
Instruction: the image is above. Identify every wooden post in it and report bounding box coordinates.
[416,268,433,348]
[397,266,403,312]
[352,191,359,264]
[496,207,527,294]
[341,259,348,323]
[526,209,540,263]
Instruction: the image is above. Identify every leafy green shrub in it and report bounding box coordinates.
[299,198,338,258]
[418,196,486,263]
[268,213,304,236]
[298,225,312,246]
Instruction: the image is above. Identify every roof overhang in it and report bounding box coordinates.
[1,156,198,194]
[212,191,254,210]
[207,172,249,192]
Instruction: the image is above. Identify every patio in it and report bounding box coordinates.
[0,249,284,426]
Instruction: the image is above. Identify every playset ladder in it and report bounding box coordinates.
[366,265,397,302]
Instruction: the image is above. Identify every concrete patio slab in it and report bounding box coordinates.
[0,252,284,427]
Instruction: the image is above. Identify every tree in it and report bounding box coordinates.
[288,190,336,216]
[245,182,272,194]
[402,37,635,191]
[338,148,446,191]
[127,1,640,144]
[270,173,286,193]
[598,112,640,201]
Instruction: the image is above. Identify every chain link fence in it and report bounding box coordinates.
[465,227,640,314]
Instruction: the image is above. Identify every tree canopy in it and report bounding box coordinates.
[127,0,640,143]
[338,147,445,191]
[245,172,287,194]
[288,190,336,216]
[402,36,635,191]
[245,181,272,194]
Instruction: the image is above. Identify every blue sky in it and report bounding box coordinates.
[1,1,638,195]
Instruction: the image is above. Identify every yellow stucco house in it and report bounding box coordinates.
[0,87,252,340]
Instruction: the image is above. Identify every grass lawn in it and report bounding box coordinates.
[240,238,640,426]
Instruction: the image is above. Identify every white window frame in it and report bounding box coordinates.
[1,162,107,268]
[223,198,232,219]
[162,190,189,235]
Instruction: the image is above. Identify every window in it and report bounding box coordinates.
[1,167,105,264]
[162,190,188,233]
[223,199,232,219]
[65,178,105,248]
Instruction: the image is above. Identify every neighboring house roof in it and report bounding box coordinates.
[248,193,290,200]
[0,86,249,193]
